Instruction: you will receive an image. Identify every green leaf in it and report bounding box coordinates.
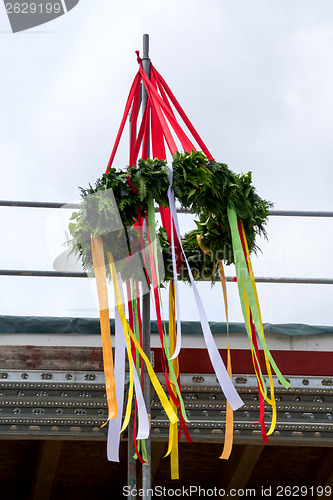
[70,151,272,282]
[68,223,76,235]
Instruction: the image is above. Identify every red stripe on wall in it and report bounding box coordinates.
[152,348,333,377]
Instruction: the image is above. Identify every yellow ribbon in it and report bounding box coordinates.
[107,252,178,432]
[164,281,179,479]
[90,235,117,424]
[239,223,277,435]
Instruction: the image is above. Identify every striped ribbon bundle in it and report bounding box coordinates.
[87,51,290,479]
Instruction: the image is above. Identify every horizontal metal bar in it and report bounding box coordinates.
[0,200,80,209]
[269,210,333,217]
[174,208,333,217]
[0,270,87,278]
[0,269,332,284]
[1,200,333,217]
[235,277,333,285]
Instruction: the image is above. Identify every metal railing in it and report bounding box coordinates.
[1,200,333,218]
[0,199,332,284]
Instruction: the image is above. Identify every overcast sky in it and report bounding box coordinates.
[0,0,333,325]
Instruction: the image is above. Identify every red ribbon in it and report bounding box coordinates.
[104,51,218,449]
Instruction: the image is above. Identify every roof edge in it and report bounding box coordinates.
[0,316,332,336]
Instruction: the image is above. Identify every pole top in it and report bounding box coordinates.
[143,34,149,60]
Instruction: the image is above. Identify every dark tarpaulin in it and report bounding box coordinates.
[0,315,332,336]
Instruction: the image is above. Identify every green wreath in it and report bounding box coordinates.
[68,151,272,282]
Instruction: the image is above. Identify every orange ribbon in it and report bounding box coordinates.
[91,234,117,423]
[196,236,234,459]
[218,260,234,460]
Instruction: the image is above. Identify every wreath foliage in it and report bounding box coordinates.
[69,151,272,282]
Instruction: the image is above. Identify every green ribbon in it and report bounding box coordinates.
[227,205,290,390]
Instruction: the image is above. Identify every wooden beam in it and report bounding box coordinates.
[29,440,63,500]
[0,346,104,371]
[217,445,264,500]
[151,442,167,481]
[305,448,333,500]
[320,470,333,500]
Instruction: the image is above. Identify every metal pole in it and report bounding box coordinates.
[141,33,152,498]
[2,200,333,219]
[127,415,137,499]
[127,81,137,500]
[142,34,151,146]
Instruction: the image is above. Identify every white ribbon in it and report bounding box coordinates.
[107,284,126,462]
[121,276,149,440]
[129,345,150,440]
[167,165,243,411]
[167,167,182,360]
[107,275,150,461]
